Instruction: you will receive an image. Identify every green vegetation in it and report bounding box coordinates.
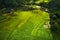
[0,9,51,40]
[0,0,60,40]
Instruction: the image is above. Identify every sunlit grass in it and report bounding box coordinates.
[35,0,50,4]
[0,9,51,40]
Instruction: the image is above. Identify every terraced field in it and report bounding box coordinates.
[0,9,53,40]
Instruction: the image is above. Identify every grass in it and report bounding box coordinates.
[0,9,53,40]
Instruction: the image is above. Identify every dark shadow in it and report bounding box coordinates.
[38,1,60,40]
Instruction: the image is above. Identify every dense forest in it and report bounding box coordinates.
[0,0,60,40]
